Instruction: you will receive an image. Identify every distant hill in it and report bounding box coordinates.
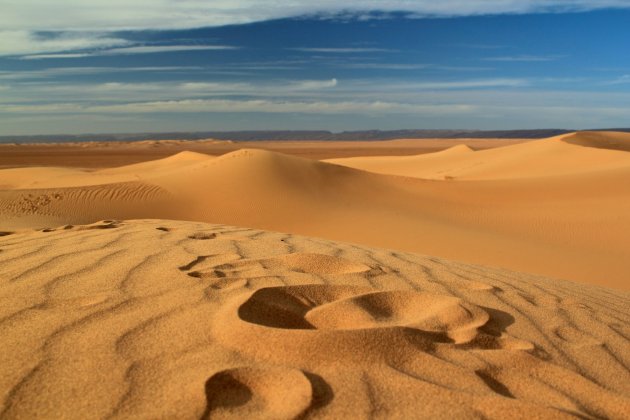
[2,128,629,144]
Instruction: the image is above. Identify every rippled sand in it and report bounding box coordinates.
[0,220,629,418]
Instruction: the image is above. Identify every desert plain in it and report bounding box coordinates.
[0,131,629,418]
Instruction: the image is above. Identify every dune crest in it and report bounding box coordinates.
[327,131,630,180]
[1,133,630,289]
[0,220,628,418]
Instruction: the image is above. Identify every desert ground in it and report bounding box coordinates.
[0,131,629,418]
[0,138,526,169]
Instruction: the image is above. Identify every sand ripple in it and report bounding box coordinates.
[0,220,629,418]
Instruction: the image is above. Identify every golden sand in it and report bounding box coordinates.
[0,219,628,418]
[0,131,629,418]
[1,132,629,289]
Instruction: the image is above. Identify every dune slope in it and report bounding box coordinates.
[326,131,630,180]
[0,219,628,418]
[1,137,629,290]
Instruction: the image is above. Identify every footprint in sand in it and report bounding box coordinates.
[184,253,371,290]
[188,232,217,240]
[238,285,488,341]
[214,285,515,363]
[203,366,314,419]
[75,220,122,230]
[192,253,371,280]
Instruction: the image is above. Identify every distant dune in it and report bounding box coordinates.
[0,132,629,290]
[327,131,630,179]
[0,220,628,418]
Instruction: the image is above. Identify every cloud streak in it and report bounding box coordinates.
[0,30,130,56]
[2,1,630,56]
[483,55,564,62]
[4,1,630,32]
[0,98,476,116]
[291,47,394,53]
[19,45,239,59]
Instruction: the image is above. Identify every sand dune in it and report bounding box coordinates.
[0,133,629,290]
[0,219,628,418]
[0,138,526,169]
[327,131,630,180]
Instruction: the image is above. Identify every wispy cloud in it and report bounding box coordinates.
[602,75,630,85]
[0,30,130,56]
[19,53,93,60]
[0,78,342,104]
[3,1,629,56]
[18,44,239,59]
[4,1,630,34]
[0,98,476,116]
[412,79,528,89]
[290,47,394,53]
[0,66,205,80]
[483,55,564,62]
[290,78,338,89]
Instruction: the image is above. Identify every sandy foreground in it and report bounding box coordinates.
[0,131,629,418]
[0,219,629,418]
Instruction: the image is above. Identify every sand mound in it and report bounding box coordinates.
[0,219,628,418]
[1,137,630,290]
[328,131,630,180]
[561,131,630,152]
[203,366,313,419]
[235,285,491,346]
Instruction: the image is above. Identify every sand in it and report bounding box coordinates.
[326,132,630,180]
[0,138,526,169]
[0,219,628,418]
[1,132,629,289]
[1,131,629,418]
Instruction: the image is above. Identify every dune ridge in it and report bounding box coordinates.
[327,131,630,180]
[1,132,629,289]
[0,219,628,418]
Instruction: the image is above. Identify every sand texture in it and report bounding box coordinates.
[0,219,629,419]
[0,138,526,169]
[1,132,629,289]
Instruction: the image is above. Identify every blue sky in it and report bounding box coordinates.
[1,1,630,135]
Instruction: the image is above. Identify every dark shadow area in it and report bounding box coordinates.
[298,372,334,418]
[478,306,515,337]
[202,371,253,419]
[238,288,315,330]
[475,370,515,399]
[178,255,208,271]
[188,232,217,240]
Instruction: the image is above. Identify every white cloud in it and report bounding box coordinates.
[2,1,629,55]
[603,75,630,85]
[3,1,630,33]
[96,45,238,55]
[0,98,475,115]
[483,55,564,62]
[0,78,344,105]
[290,79,338,90]
[0,30,130,56]
[0,78,526,105]
[291,47,394,53]
[19,45,238,59]
[0,66,204,80]
[407,79,527,89]
[20,53,92,60]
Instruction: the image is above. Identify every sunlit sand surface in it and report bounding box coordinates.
[0,132,629,418]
